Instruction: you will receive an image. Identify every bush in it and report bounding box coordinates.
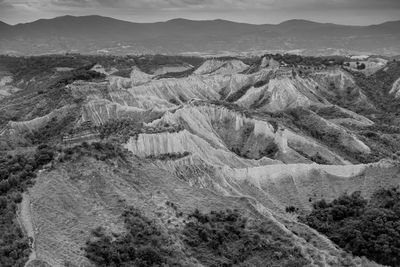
[300,188,400,267]
[356,63,366,70]
[285,206,298,213]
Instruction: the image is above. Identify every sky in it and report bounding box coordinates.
[0,0,399,25]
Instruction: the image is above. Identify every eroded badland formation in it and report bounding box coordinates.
[1,53,400,266]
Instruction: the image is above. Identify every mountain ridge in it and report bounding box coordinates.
[4,15,400,27]
[0,15,399,55]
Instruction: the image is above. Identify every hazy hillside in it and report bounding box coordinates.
[0,15,399,55]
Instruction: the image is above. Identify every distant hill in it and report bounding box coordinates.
[0,15,399,55]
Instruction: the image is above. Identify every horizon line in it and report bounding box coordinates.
[2,14,399,27]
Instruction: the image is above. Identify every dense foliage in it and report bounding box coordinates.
[85,207,312,267]
[183,209,310,266]
[0,145,54,267]
[265,53,347,66]
[85,207,179,267]
[301,188,400,267]
[98,119,143,140]
[60,142,126,162]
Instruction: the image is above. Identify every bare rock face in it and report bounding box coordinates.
[0,75,21,100]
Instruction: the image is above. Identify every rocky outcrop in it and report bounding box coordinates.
[127,103,350,166]
[130,66,154,85]
[389,77,400,98]
[0,75,20,99]
[124,130,279,168]
[236,70,328,111]
[91,64,118,75]
[78,99,162,126]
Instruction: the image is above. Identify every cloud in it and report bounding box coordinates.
[2,0,400,11]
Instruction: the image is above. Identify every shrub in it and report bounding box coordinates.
[357,63,366,70]
[285,206,298,213]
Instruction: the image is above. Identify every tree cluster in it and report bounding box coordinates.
[85,207,179,267]
[300,188,400,267]
[0,145,54,267]
[183,209,309,266]
[265,54,346,66]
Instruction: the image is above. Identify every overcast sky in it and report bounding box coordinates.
[1,0,399,25]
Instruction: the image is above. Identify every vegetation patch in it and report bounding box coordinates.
[85,207,181,267]
[0,145,54,267]
[98,119,143,141]
[27,113,78,145]
[54,65,106,88]
[225,84,252,103]
[183,209,310,266]
[350,62,400,123]
[264,54,347,67]
[60,142,126,162]
[146,152,190,161]
[85,207,312,267]
[286,108,388,163]
[301,188,400,267]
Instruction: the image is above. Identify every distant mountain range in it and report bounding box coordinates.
[0,15,399,56]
